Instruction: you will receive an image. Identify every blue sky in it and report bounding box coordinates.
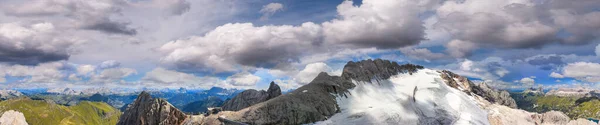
[0,0,599,91]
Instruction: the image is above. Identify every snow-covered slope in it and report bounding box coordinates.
[316,69,489,125]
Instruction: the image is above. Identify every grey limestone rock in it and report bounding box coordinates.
[117,91,188,125]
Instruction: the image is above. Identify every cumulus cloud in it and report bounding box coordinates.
[225,72,261,87]
[550,72,564,78]
[295,62,332,84]
[90,68,137,83]
[400,47,447,61]
[519,77,535,86]
[0,62,68,83]
[435,0,600,57]
[259,3,284,20]
[159,0,431,73]
[159,22,322,73]
[0,22,81,65]
[445,39,476,58]
[561,62,600,82]
[142,67,218,88]
[98,60,121,69]
[2,0,137,35]
[322,0,425,49]
[77,65,96,75]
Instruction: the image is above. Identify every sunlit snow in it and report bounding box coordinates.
[315,69,489,125]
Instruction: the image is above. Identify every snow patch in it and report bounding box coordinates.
[314,69,489,125]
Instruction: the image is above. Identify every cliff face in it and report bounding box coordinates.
[117,91,187,125]
[221,81,282,111]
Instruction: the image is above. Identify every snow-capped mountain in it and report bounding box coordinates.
[0,90,23,100]
[316,69,489,124]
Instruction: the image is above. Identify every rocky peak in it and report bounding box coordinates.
[267,81,281,99]
[117,91,187,125]
[341,59,423,82]
[221,81,282,111]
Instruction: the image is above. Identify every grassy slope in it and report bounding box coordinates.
[512,93,600,119]
[0,98,121,125]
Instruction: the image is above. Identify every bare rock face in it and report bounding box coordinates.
[221,81,282,111]
[117,91,188,125]
[0,110,28,125]
[341,59,423,82]
[472,82,517,108]
[440,70,517,108]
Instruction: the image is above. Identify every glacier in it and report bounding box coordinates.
[315,69,489,125]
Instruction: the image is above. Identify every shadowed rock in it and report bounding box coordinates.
[117,91,187,125]
[221,81,282,111]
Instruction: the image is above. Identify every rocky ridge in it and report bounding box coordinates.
[440,70,518,108]
[118,59,599,125]
[117,91,188,125]
[183,59,424,125]
[221,81,282,111]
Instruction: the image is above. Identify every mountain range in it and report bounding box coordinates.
[116,59,600,125]
[1,59,599,125]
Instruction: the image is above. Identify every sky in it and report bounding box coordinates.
[0,0,599,91]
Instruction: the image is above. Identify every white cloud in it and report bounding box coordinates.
[159,22,323,73]
[399,47,447,61]
[322,0,425,49]
[550,72,564,78]
[259,3,284,20]
[520,77,535,86]
[159,0,432,74]
[77,65,96,75]
[446,39,476,58]
[435,0,600,57]
[562,62,600,82]
[142,67,218,89]
[225,72,261,87]
[295,62,332,84]
[90,68,137,83]
[98,60,120,69]
[0,62,67,83]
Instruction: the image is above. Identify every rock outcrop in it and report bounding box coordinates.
[341,59,423,82]
[0,110,28,125]
[472,82,517,108]
[189,59,424,125]
[117,91,187,125]
[221,81,282,111]
[440,70,517,108]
